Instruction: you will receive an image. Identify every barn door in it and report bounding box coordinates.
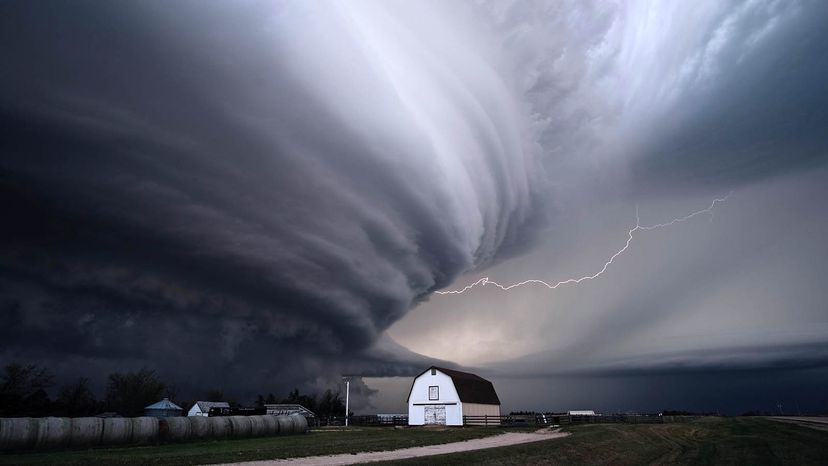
[424,405,446,425]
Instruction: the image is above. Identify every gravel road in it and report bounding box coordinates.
[219,428,568,466]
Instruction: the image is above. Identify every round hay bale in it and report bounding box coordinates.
[188,416,211,440]
[0,418,39,450]
[35,417,71,449]
[262,415,279,436]
[101,418,132,445]
[228,416,251,438]
[248,416,267,437]
[161,417,191,442]
[276,415,294,435]
[291,414,309,434]
[69,417,103,448]
[208,416,231,438]
[130,417,159,445]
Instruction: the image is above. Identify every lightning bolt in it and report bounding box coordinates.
[435,194,731,295]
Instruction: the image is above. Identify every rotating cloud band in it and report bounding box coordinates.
[436,194,730,295]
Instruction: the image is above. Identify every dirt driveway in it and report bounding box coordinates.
[220,428,568,466]
[769,416,828,432]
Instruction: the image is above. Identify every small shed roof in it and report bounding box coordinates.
[264,404,316,417]
[407,366,501,405]
[145,398,183,411]
[194,401,230,412]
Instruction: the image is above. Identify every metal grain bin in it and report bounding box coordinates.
[291,414,309,434]
[144,398,183,418]
[276,415,293,434]
[101,418,132,445]
[69,417,103,448]
[209,416,231,438]
[160,416,191,442]
[35,417,71,449]
[0,418,39,450]
[129,417,159,445]
[228,416,252,438]
[189,416,211,440]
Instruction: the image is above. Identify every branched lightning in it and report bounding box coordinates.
[435,194,731,295]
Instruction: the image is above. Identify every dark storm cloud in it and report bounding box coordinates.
[629,0,828,188]
[0,1,544,397]
[396,1,828,413]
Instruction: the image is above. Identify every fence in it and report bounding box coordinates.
[311,414,699,428]
[462,414,687,426]
[312,415,409,427]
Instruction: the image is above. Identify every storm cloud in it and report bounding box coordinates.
[0,1,544,397]
[1,0,827,411]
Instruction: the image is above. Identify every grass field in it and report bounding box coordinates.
[1,418,826,465]
[0,427,504,465]
[380,417,828,465]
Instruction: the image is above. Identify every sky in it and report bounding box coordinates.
[1,0,827,415]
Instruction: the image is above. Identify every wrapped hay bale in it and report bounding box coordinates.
[35,417,71,449]
[0,418,39,450]
[69,417,103,448]
[130,417,159,445]
[160,416,191,442]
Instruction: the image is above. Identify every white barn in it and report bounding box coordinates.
[407,366,501,426]
[187,401,230,417]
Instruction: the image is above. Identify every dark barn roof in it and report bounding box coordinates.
[407,366,501,405]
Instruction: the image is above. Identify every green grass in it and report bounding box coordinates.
[3,418,826,465]
[0,427,504,465]
[379,418,828,465]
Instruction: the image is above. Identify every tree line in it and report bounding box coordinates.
[0,363,346,418]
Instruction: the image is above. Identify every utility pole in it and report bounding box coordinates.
[343,377,351,427]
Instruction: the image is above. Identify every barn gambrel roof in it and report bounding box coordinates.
[407,366,501,405]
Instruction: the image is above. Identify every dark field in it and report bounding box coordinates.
[382,417,828,465]
[0,426,503,465]
[1,418,826,465]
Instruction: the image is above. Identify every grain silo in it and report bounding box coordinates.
[144,398,183,418]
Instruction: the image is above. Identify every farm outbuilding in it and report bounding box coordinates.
[144,398,183,418]
[188,401,230,417]
[407,366,500,426]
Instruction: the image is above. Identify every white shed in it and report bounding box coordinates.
[407,366,501,426]
[187,401,230,417]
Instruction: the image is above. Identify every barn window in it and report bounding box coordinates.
[431,368,436,376]
[429,386,439,400]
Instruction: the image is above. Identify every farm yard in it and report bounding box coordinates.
[1,417,826,465]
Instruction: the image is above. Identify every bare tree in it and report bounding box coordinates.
[105,368,165,416]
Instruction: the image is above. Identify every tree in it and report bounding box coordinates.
[282,388,317,413]
[265,393,277,404]
[0,363,54,416]
[164,384,178,404]
[317,389,345,417]
[105,368,165,416]
[255,394,265,408]
[55,378,98,416]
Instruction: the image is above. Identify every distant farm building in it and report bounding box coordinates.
[187,401,230,417]
[265,404,316,419]
[144,398,183,418]
[568,410,597,416]
[407,366,500,426]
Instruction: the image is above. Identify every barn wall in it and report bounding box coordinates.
[462,403,500,417]
[407,370,461,426]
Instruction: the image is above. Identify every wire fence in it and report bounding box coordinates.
[309,414,704,427]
